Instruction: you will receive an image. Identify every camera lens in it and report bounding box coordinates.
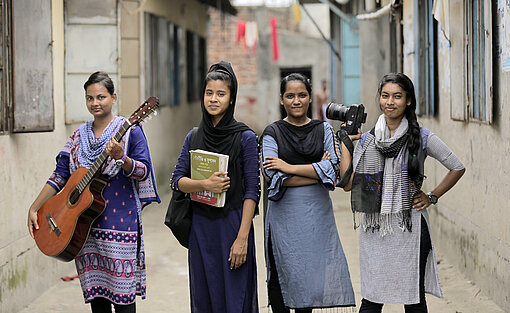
[326,103,349,121]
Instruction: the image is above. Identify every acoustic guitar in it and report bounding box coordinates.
[33,97,159,262]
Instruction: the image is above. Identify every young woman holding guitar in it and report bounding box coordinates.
[27,71,160,313]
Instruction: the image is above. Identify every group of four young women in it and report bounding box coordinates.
[28,60,465,313]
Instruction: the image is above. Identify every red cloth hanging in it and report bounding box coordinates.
[237,21,246,43]
[270,18,279,61]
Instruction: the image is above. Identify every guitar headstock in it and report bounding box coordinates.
[128,96,160,125]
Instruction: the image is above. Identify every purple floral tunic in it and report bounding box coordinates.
[47,117,160,305]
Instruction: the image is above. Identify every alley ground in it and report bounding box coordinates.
[19,191,506,313]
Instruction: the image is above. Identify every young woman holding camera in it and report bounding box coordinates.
[261,73,355,313]
[339,73,465,313]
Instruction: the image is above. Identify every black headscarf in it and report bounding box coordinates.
[190,61,252,219]
[262,119,325,164]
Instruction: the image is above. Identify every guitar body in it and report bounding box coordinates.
[33,168,108,262]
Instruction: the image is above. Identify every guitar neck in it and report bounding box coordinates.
[76,120,132,193]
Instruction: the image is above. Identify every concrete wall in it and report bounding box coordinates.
[401,1,510,311]
[0,1,208,311]
[357,14,392,131]
[120,0,208,186]
[0,2,75,312]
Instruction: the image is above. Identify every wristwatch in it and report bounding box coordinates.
[115,154,127,167]
[426,192,438,204]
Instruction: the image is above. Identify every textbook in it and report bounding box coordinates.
[189,149,229,207]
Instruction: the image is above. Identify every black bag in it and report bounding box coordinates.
[164,189,192,248]
[164,127,198,248]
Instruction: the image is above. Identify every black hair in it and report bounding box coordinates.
[83,71,115,95]
[205,71,234,98]
[280,73,312,97]
[377,72,422,181]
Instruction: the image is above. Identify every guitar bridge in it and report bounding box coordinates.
[46,214,62,237]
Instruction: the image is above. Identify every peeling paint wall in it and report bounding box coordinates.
[401,0,510,311]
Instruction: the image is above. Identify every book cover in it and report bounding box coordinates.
[189,149,229,207]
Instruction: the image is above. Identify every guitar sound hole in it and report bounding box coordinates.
[69,189,81,205]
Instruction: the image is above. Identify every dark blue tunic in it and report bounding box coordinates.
[172,129,260,313]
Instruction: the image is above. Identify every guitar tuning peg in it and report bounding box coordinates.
[147,115,153,121]
[154,110,158,116]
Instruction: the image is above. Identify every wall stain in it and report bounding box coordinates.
[7,262,28,291]
[459,230,479,270]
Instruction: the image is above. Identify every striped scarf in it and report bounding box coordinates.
[351,115,420,236]
[77,117,125,173]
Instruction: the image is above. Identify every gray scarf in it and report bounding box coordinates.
[352,115,423,236]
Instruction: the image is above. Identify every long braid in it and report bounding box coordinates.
[406,108,422,181]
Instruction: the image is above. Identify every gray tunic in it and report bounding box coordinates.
[355,132,465,304]
[262,122,355,309]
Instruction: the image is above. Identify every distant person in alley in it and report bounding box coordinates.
[261,73,356,313]
[339,72,465,312]
[315,79,329,121]
[171,61,260,312]
[27,71,160,313]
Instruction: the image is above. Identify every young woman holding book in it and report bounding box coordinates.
[261,73,355,313]
[339,73,465,312]
[171,61,260,313]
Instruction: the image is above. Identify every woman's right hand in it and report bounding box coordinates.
[348,128,362,141]
[27,184,58,239]
[28,207,39,239]
[321,151,331,161]
[203,172,230,193]
[340,124,362,142]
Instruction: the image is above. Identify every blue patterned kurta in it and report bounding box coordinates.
[47,117,159,305]
[261,122,356,309]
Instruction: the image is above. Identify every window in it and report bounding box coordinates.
[466,0,492,122]
[65,0,119,124]
[186,30,206,103]
[415,0,437,116]
[450,0,492,123]
[144,13,181,106]
[1,0,54,133]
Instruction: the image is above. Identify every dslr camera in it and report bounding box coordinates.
[325,102,367,135]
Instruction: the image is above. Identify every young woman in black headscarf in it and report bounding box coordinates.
[171,61,260,312]
[261,73,355,313]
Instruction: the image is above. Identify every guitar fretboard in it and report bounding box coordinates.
[76,120,132,194]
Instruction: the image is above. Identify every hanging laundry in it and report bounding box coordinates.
[270,17,279,61]
[245,21,258,51]
[292,3,301,25]
[432,0,450,42]
[237,20,246,43]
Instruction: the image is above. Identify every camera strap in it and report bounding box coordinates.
[337,129,354,188]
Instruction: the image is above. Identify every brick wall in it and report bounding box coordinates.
[207,6,299,88]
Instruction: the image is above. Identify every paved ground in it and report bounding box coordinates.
[19,191,506,313]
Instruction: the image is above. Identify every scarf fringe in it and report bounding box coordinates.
[356,211,412,236]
